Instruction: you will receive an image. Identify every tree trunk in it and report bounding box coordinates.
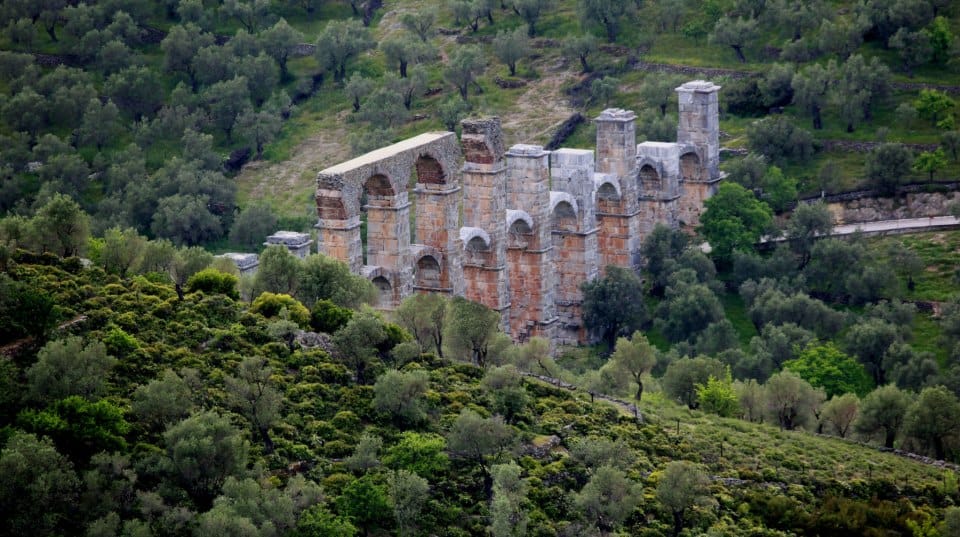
[732,45,746,63]
[812,106,822,130]
[672,510,684,537]
[260,427,275,454]
[175,283,185,301]
[635,378,643,402]
[884,429,896,449]
[579,54,590,73]
[400,60,408,78]
[508,62,516,76]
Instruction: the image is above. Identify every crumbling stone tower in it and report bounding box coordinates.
[676,80,722,228]
[460,118,511,333]
[505,144,558,343]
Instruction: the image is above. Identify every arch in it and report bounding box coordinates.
[506,209,534,235]
[639,164,662,196]
[680,151,705,182]
[460,227,491,251]
[364,173,395,199]
[371,276,392,307]
[414,153,447,185]
[549,191,579,217]
[596,180,621,201]
[415,254,442,288]
[316,191,347,220]
[551,200,578,232]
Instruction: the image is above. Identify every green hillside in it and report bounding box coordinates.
[1,252,958,537]
[4,1,960,535]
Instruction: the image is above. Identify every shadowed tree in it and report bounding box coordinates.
[26,336,115,402]
[710,16,758,62]
[855,387,910,448]
[902,386,960,460]
[444,297,501,367]
[401,8,437,42]
[763,370,825,431]
[0,432,80,537]
[562,34,598,73]
[821,393,860,438]
[656,461,713,537]
[578,0,630,42]
[514,0,552,36]
[446,408,514,497]
[260,18,302,80]
[315,19,373,83]
[333,309,388,384]
[492,27,530,76]
[490,461,528,537]
[225,356,283,453]
[581,265,646,349]
[608,331,657,401]
[373,369,430,425]
[388,469,429,537]
[575,465,643,536]
[162,411,249,508]
[444,45,485,100]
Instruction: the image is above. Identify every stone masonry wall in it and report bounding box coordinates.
[315,81,722,346]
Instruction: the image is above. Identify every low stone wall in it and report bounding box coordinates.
[825,191,960,224]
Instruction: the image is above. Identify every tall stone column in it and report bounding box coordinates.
[550,149,600,345]
[594,109,642,271]
[315,188,363,272]
[365,188,413,303]
[676,80,722,228]
[460,118,511,332]
[505,144,557,343]
[414,182,464,295]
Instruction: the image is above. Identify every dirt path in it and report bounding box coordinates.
[499,70,578,146]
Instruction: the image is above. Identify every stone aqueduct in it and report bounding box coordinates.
[315,81,722,345]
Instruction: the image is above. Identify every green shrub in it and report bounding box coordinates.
[187,268,239,299]
[310,299,353,333]
[250,292,310,327]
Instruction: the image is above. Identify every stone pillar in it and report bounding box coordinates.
[550,149,600,345]
[505,144,557,343]
[676,80,723,229]
[594,109,642,270]
[315,188,363,272]
[460,117,511,332]
[365,189,413,303]
[414,182,464,295]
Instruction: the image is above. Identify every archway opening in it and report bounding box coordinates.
[416,255,442,288]
[552,201,577,232]
[372,276,392,307]
[639,164,661,197]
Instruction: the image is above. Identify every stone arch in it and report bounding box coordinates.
[371,275,392,307]
[595,177,621,201]
[461,227,491,251]
[316,191,347,220]
[506,209,534,235]
[415,254,442,289]
[639,163,662,196]
[680,151,705,182]
[414,153,447,185]
[363,173,395,205]
[552,200,578,233]
[549,191,579,218]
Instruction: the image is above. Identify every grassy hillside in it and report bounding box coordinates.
[1,254,957,537]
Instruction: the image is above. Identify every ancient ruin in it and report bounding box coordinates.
[315,80,722,345]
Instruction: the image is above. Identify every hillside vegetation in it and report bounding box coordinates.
[4,1,960,536]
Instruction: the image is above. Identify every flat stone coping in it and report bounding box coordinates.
[218,252,259,269]
[320,132,454,175]
[265,231,313,247]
